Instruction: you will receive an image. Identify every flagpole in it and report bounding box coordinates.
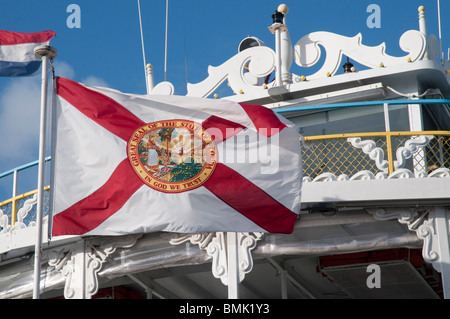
[164,0,169,81]
[437,0,444,63]
[33,45,57,299]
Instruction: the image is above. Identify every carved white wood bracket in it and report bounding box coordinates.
[368,207,450,275]
[415,207,450,274]
[368,207,434,260]
[169,232,263,286]
[368,207,419,227]
[48,235,141,299]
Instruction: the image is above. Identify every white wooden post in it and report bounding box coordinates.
[227,232,240,299]
[69,241,88,299]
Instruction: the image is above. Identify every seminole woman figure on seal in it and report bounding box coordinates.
[146,136,160,168]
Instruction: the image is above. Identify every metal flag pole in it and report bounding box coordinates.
[33,45,57,299]
[437,0,444,63]
[47,61,57,241]
[164,0,169,81]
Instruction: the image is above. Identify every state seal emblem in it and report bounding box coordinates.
[127,119,217,193]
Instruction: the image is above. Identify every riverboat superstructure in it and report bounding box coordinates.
[0,4,449,299]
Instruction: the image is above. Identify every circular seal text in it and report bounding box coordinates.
[127,119,217,193]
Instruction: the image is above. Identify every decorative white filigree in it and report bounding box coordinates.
[186,46,275,98]
[368,207,450,273]
[368,208,437,263]
[8,194,38,231]
[206,232,227,281]
[48,235,141,299]
[311,172,337,182]
[350,170,376,180]
[294,30,426,80]
[0,209,10,233]
[387,168,415,179]
[368,207,418,226]
[303,167,450,183]
[168,232,215,250]
[417,218,439,263]
[429,168,450,178]
[48,246,78,299]
[169,232,263,286]
[394,135,433,169]
[347,137,389,172]
[236,232,263,276]
[208,232,263,285]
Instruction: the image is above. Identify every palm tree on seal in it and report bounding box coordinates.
[158,128,174,163]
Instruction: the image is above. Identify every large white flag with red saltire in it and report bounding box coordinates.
[51,77,302,236]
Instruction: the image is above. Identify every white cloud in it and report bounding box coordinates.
[81,75,109,88]
[54,60,76,79]
[0,61,108,172]
[0,75,41,162]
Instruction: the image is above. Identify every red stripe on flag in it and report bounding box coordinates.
[0,30,55,45]
[203,163,298,234]
[57,77,145,142]
[239,103,287,137]
[52,160,144,236]
[202,115,245,143]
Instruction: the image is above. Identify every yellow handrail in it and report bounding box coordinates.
[302,130,450,141]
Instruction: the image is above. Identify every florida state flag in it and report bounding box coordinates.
[51,77,302,236]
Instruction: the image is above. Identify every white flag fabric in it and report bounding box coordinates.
[51,77,302,236]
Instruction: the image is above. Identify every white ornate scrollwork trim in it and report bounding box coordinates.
[168,232,215,250]
[294,30,426,80]
[186,46,275,98]
[429,168,450,178]
[48,235,141,299]
[387,168,415,179]
[303,167,450,183]
[347,137,389,173]
[9,194,38,231]
[0,209,10,234]
[416,218,439,263]
[368,207,449,271]
[208,232,263,286]
[417,207,450,273]
[169,232,263,286]
[206,232,227,282]
[367,207,418,227]
[236,232,263,276]
[0,194,39,233]
[394,135,433,169]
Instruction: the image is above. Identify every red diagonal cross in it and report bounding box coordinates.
[52,77,297,236]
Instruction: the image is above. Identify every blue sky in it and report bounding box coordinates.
[0,0,448,199]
